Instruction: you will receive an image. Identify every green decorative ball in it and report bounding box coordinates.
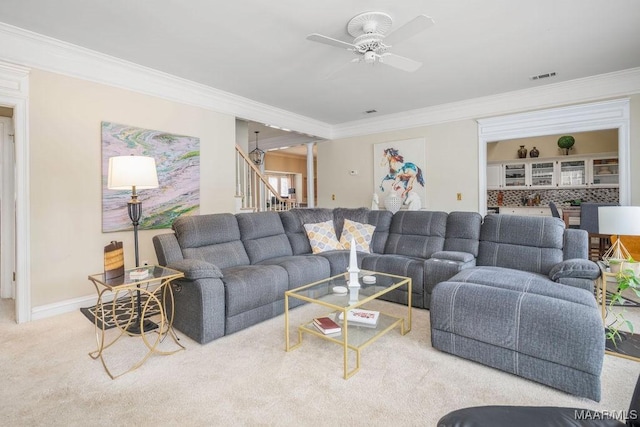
[557,135,575,149]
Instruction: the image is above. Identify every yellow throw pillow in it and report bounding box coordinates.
[340,219,376,253]
[304,220,344,254]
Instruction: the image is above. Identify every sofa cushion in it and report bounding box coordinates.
[304,220,344,254]
[333,207,370,238]
[221,265,289,317]
[237,211,293,264]
[384,211,447,258]
[368,210,393,254]
[280,209,334,255]
[339,219,376,253]
[257,255,331,289]
[477,214,564,275]
[361,253,425,307]
[449,266,597,307]
[444,211,482,256]
[173,214,250,270]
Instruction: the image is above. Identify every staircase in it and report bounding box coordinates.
[235,144,298,213]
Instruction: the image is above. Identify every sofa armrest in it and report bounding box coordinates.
[549,259,600,282]
[153,233,184,266]
[431,251,475,263]
[167,259,223,281]
[425,251,476,289]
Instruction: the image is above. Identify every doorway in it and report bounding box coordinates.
[477,99,631,214]
[0,114,15,305]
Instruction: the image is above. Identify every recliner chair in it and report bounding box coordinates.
[437,374,640,427]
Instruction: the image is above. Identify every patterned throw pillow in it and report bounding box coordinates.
[303,220,344,254]
[339,219,376,253]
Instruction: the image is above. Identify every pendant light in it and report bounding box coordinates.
[249,131,265,165]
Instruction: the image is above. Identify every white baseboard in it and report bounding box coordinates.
[31,284,162,321]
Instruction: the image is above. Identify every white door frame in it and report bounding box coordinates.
[0,61,30,323]
[477,99,631,215]
[0,116,15,299]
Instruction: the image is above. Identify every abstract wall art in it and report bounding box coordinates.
[102,121,200,232]
[373,138,426,210]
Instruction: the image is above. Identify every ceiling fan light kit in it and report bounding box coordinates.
[307,11,434,73]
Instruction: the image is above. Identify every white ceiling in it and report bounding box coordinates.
[1,0,639,148]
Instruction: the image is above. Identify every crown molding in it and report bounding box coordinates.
[1,22,639,143]
[0,23,333,139]
[331,67,640,139]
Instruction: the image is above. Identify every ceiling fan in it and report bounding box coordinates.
[307,11,435,73]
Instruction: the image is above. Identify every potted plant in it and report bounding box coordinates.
[557,135,575,155]
[609,258,624,274]
[606,262,640,346]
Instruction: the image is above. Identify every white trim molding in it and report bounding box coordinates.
[1,22,639,143]
[477,99,631,215]
[0,22,332,140]
[0,60,30,323]
[332,68,640,139]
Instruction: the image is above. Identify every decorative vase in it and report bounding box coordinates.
[529,147,539,158]
[517,145,527,159]
[385,193,402,214]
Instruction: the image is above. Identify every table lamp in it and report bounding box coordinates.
[598,206,640,262]
[107,155,159,333]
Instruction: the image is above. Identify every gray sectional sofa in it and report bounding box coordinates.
[152,208,603,400]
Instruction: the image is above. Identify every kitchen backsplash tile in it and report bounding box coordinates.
[487,187,619,207]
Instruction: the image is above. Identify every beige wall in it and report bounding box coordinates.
[487,129,618,161]
[265,152,315,203]
[29,69,235,306]
[317,120,479,212]
[21,69,640,310]
[265,152,308,175]
[318,95,640,212]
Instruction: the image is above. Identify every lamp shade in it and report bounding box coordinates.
[598,206,640,236]
[107,156,159,190]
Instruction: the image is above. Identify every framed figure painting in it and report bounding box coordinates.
[373,138,426,211]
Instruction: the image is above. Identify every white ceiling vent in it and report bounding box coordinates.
[529,71,557,81]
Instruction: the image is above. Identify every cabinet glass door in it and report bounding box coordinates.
[559,160,586,186]
[530,161,555,187]
[503,163,526,188]
[591,157,619,186]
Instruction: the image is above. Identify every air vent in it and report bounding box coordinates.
[529,72,557,81]
[365,109,378,114]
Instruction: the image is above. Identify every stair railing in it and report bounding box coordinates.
[235,144,298,212]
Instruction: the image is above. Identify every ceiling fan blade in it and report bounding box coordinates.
[384,15,434,46]
[379,53,422,72]
[306,33,356,50]
[323,58,361,80]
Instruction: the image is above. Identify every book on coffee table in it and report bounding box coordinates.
[338,309,380,326]
[313,316,342,334]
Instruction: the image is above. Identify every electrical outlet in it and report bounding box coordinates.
[457,193,462,201]
[332,194,336,200]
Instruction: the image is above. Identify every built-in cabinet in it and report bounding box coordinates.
[488,152,618,189]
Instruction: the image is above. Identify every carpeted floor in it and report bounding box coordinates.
[1,298,639,426]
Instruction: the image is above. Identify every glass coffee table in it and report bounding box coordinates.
[285,270,411,379]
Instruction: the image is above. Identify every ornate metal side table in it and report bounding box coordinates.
[87,265,185,379]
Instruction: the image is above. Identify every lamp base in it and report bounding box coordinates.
[126,318,158,335]
[602,236,631,262]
